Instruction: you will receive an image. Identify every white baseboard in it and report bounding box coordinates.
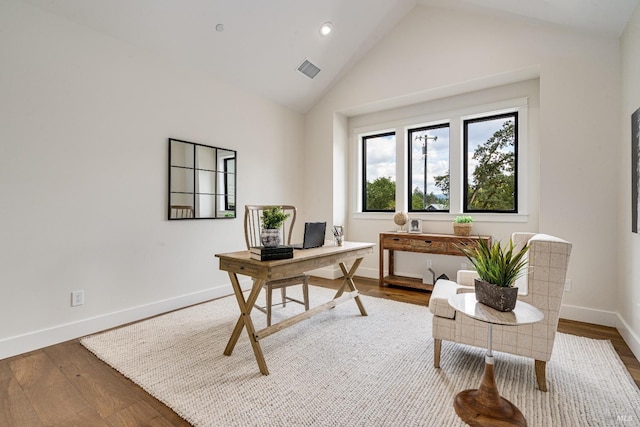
[616,314,640,363]
[351,266,378,280]
[559,303,618,327]
[0,283,246,360]
[558,306,640,362]
[309,266,345,280]
[310,265,379,281]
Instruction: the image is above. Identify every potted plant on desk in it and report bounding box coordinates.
[458,238,529,312]
[260,206,290,247]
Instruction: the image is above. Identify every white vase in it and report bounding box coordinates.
[260,229,281,247]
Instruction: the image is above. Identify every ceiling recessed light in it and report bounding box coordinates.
[215,24,224,32]
[320,22,332,36]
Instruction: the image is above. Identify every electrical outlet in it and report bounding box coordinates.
[426,259,432,268]
[564,279,572,292]
[71,290,84,307]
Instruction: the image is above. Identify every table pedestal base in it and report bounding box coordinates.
[453,358,526,427]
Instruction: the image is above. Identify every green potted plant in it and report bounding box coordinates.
[260,206,290,247]
[453,215,474,236]
[458,238,529,312]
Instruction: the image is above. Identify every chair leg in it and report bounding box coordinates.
[434,339,441,368]
[266,285,273,327]
[281,287,287,308]
[535,360,547,392]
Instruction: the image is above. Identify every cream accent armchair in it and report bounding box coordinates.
[429,232,572,391]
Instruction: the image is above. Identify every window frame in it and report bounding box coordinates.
[361,131,397,213]
[463,112,519,214]
[407,123,450,213]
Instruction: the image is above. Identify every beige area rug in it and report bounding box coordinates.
[81,286,640,427]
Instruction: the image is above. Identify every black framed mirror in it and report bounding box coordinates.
[168,138,236,219]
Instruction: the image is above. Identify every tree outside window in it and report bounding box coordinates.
[463,113,517,212]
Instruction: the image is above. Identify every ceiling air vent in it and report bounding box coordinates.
[297,59,321,79]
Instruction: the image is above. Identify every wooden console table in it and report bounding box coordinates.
[379,232,491,291]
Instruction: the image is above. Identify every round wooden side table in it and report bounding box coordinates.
[448,292,544,427]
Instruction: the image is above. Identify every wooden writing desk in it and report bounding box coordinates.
[215,241,374,375]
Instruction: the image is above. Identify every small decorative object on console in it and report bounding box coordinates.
[408,218,422,233]
[453,215,474,236]
[393,212,409,232]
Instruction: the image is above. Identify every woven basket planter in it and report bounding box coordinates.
[453,223,472,236]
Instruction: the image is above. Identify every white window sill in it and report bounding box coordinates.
[353,212,528,223]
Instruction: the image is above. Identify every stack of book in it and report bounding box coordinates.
[250,245,294,261]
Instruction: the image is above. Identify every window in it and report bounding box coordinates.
[362,132,396,212]
[358,111,521,216]
[408,124,450,212]
[352,89,532,220]
[463,112,518,213]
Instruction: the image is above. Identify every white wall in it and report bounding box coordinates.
[0,0,305,358]
[619,3,640,362]
[305,5,621,326]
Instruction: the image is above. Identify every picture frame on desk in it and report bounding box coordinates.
[408,218,422,233]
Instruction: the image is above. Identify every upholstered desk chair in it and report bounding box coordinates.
[429,232,572,391]
[244,205,310,326]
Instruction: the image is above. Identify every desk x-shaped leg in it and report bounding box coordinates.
[223,272,269,375]
[223,257,368,376]
[335,258,367,316]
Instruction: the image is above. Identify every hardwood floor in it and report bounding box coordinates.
[2,277,639,426]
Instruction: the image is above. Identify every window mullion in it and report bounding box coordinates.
[395,129,406,211]
[448,118,463,214]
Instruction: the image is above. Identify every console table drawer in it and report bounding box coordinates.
[448,240,477,255]
[411,239,447,253]
[381,236,413,251]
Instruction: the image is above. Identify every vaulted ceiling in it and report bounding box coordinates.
[22,0,639,113]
